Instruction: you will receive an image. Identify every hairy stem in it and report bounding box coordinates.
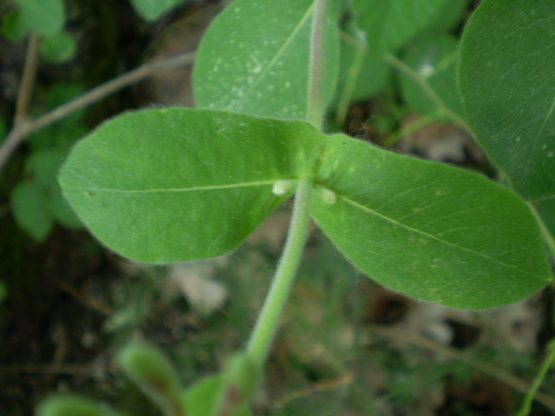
[306,0,328,126]
[516,340,555,416]
[247,179,313,366]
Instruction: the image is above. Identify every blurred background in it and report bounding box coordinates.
[1,0,554,414]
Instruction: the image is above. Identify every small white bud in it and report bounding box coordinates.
[272,180,295,196]
[321,188,337,205]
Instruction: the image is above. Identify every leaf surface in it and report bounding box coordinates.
[14,0,65,36]
[129,0,184,22]
[352,0,449,54]
[59,109,321,263]
[312,134,551,309]
[193,0,340,121]
[459,0,555,200]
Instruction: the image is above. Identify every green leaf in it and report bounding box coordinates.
[352,0,450,54]
[14,0,65,36]
[129,0,185,22]
[399,35,463,117]
[11,181,53,241]
[182,376,252,416]
[59,109,321,263]
[311,134,551,309]
[334,17,390,109]
[36,395,121,416]
[119,343,183,415]
[39,31,76,63]
[1,11,30,42]
[193,0,340,122]
[459,0,555,201]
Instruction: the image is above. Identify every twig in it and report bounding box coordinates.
[0,51,196,172]
[517,339,555,416]
[368,326,555,412]
[272,372,354,409]
[0,363,85,376]
[14,34,40,125]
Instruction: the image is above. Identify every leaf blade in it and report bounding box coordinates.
[193,0,340,121]
[312,134,551,309]
[59,109,321,263]
[459,0,555,200]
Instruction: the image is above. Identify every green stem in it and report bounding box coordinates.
[306,0,328,126]
[529,202,555,262]
[383,110,444,147]
[516,340,555,416]
[383,53,473,135]
[335,30,366,127]
[247,179,313,366]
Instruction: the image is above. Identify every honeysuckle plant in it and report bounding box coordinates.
[38,0,555,414]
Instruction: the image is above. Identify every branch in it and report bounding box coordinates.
[0,51,196,173]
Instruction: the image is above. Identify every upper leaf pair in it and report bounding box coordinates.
[59,109,551,309]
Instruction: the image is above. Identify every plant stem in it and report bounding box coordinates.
[529,203,555,262]
[516,340,555,416]
[0,51,196,173]
[383,110,444,147]
[383,53,473,135]
[247,179,313,366]
[335,30,366,128]
[306,0,328,126]
[15,34,39,125]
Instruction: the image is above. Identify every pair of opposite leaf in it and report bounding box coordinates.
[59,0,553,310]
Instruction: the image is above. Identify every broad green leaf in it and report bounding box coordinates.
[1,11,29,42]
[399,35,463,117]
[337,35,390,104]
[119,343,183,415]
[193,0,340,122]
[311,134,551,309]
[182,376,252,416]
[334,16,390,110]
[14,0,65,36]
[459,0,555,201]
[59,109,321,263]
[39,31,76,63]
[352,0,450,54]
[129,0,185,22]
[11,181,53,241]
[36,395,121,416]
[24,150,82,230]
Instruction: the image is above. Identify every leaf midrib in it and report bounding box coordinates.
[61,179,281,194]
[332,189,544,280]
[238,2,316,103]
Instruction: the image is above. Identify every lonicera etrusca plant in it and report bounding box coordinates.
[38,0,554,414]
